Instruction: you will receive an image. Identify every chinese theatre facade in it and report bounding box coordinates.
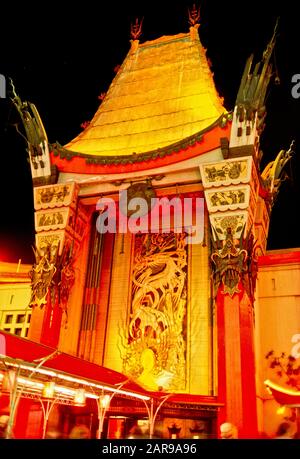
[1,10,294,439]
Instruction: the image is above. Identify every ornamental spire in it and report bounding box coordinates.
[130,17,143,41]
[188,4,200,27]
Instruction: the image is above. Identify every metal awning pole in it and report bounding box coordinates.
[142,394,173,439]
[96,393,112,439]
[5,368,20,439]
[1,350,59,438]
[39,397,59,439]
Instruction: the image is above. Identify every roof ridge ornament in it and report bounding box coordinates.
[235,18,280,117]
[262,17,279,63]
[130,17,143,41]
[9,79,52,184]
[228,18,280,159]
[188,3,200,28]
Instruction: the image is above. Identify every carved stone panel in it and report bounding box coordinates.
[35,207,71,232]
[209,211,249,240]
[34,182,78,210]
[205,185,250,213]
[35,231,66,256]
[200,157,252,188]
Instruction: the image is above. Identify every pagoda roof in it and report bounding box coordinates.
[63,28,226,161]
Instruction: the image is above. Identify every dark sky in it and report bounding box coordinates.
[0,0,299,263]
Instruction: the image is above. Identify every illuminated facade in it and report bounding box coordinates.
[1,11,295,438]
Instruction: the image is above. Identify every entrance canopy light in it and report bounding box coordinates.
[0,356,150,401]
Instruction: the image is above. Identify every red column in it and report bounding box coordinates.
[217,282,258,438]
[27,295,62,348]
[40,292,63,347]
[239,290,257,438]
[27,306,47,343]
[216,289,226,434]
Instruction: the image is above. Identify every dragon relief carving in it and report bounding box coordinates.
[210,225,258,300]
[29,241,75,320]
[119,233,187,392]
[29,242,58,308]
[261,140,295,205]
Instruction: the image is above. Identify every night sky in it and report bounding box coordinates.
[0,0,299,263]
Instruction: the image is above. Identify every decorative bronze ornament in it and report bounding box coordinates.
[211,227,247,297]
[29,243,58,308]
[119,181,156,218]
[261,140,295,204]
[188,4,200,27]
[210,226,258,299]
[29,241,75,320]
[130,17,143,41]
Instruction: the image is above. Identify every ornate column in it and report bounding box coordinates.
[200,156,259,438]
[198,20,293,437]
[28,182,88,347]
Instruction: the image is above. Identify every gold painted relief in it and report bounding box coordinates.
[29,237,75,316]
[120,233,187,392]
[200,158,252,188]
[29,242,58,307]
[209,211,249,240]
[205,185,250,213]
[34,182,77,210]
[35,207,70,232]
[35,231,65,256]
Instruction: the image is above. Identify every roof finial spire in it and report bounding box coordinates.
[130,17,143,41]
[262,17,279,62]
[188,3,200,27]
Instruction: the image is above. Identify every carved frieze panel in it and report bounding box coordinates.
[35,207,71,232]
[205,185,250,213]
[34,182,78,210]
[200,157,252,188]
[30,234,76,313]
[35,231,65,256]
[209,211,249,240]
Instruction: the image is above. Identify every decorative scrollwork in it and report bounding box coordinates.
[119,233,187,391]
